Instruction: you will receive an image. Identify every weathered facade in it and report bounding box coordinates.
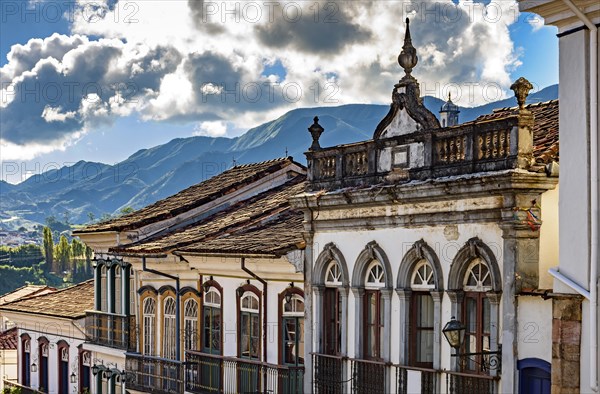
[290,19,560,394]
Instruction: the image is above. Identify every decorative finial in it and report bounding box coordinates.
[398,17,418,78]
[448,92,452,101]
[510,77,533,110]
[308,116,324,151]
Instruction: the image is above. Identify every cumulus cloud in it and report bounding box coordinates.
[2,0,525,160]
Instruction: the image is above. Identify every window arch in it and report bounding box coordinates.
[314,243,349,287]
[352,242,393,362]
[397,240,443,368]
[448,238,502,375]
[21,334,31,387]
[100,265,108,312]
[184,298,199,352]
[279,288,305,367]
[163,297,177,360]
[57,341,69,394]
[237,286,261,360]
[114,265,122,315]
[325,261,343,286]
[142,297,156,355]
[203,283,222,355]
[38,337,49,393]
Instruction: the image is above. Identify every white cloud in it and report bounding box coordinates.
[194,121,228,137]
[41,105,77,122]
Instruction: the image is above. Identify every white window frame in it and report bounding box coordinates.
[163,297,177,360]
[143,297,156,355]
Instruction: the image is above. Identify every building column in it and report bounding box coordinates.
[351,287,365,359]
[396,289,412,365]
[313,285,325,354]
[552,295,583,394]
[486,291,502,378]
[446,290,464,371]
[340,287,349,356]
[430,290,443,371]
[303,232,314,394]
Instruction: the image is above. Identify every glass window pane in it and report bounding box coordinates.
[416,330,434,363]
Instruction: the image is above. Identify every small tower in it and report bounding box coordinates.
[439,93,460,127]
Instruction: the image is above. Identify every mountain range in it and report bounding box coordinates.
[0,84,558,228]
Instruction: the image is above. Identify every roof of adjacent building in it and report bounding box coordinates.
[0,327,17,350]
[112,176,306,256]
[0,280,94,320]
[74,157,305,234]
[0,285,56,305]
[476,99,559,164]
[178,212,304,256]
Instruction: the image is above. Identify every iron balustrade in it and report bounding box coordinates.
[85,311,136,351]
[443,370,499,394]
[312,353,346,394]
[125,354,183,394]
[185,350,304,394]
[393,365,439,394]
[350,358,388,394]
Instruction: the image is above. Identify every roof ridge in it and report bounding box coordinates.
[492,99,558,113]
[232,156,292,169]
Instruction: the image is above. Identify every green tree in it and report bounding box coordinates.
[54,235,71,273]
[119,206,134,215]
[42,226,54,272]
[85,245,93,275]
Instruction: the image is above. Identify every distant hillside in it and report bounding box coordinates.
[1,84,558,226]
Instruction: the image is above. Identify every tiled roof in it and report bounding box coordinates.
[0,280,94,320]
[0,327,17,350]
[178,212,305,257]
[74,157,304,233]
[0,285,56,305]
[476,100,559,164]
[112,176,306,255]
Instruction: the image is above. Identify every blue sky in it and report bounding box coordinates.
[0,1,558,184]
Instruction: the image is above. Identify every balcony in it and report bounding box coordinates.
[85,311,136,351]
[311,354,499,394]
[125,354,183,394]
[306,115,527,191]
[185,350,304,394]
[312,353,345,394]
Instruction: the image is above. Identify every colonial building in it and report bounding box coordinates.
[290,19,560,394]
[74,158,308,393]
[0,281,94,394]
[519,1,599,393]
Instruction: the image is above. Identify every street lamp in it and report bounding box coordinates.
[30,363,37,373]
[442,316,465,350]
[70,372,77,383]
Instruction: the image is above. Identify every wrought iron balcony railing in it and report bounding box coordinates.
[312,353,345,394]
[185,350,305,394]
[125,354,183,394]
[85,311,136,351]
[444,370,499,394]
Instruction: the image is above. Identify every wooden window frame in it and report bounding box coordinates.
[57,340,69,394]
[139,289,157,356]
[236,284,262,360]
[278,287,305,366]
[20,334,31,387]
[182,293,201,353]
[363,289,384,361]
[409,291,434,368]
[322,287,342,356]
[462,291,491,375]
[79,348,91,394]
[202,279,223,355]
[38,337,49,393]
[162,294,177,360]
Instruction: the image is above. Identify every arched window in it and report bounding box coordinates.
[281,293,305,366]
[364,260,385,360]
[21,335,31,386]
[100,265,107,312]
[143,297,156,355]
[79,350,91,394]
[463,259,493,372]
[39,338,49,393]
[409,260,436,367]
[58,342,69,394]
[203,287,222,354]
[163,297,177,360]
[114,265,122,315]
[323,261,342,355]
[239,292,260,359]
[184,298,199,352]
[129,267,136,316]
